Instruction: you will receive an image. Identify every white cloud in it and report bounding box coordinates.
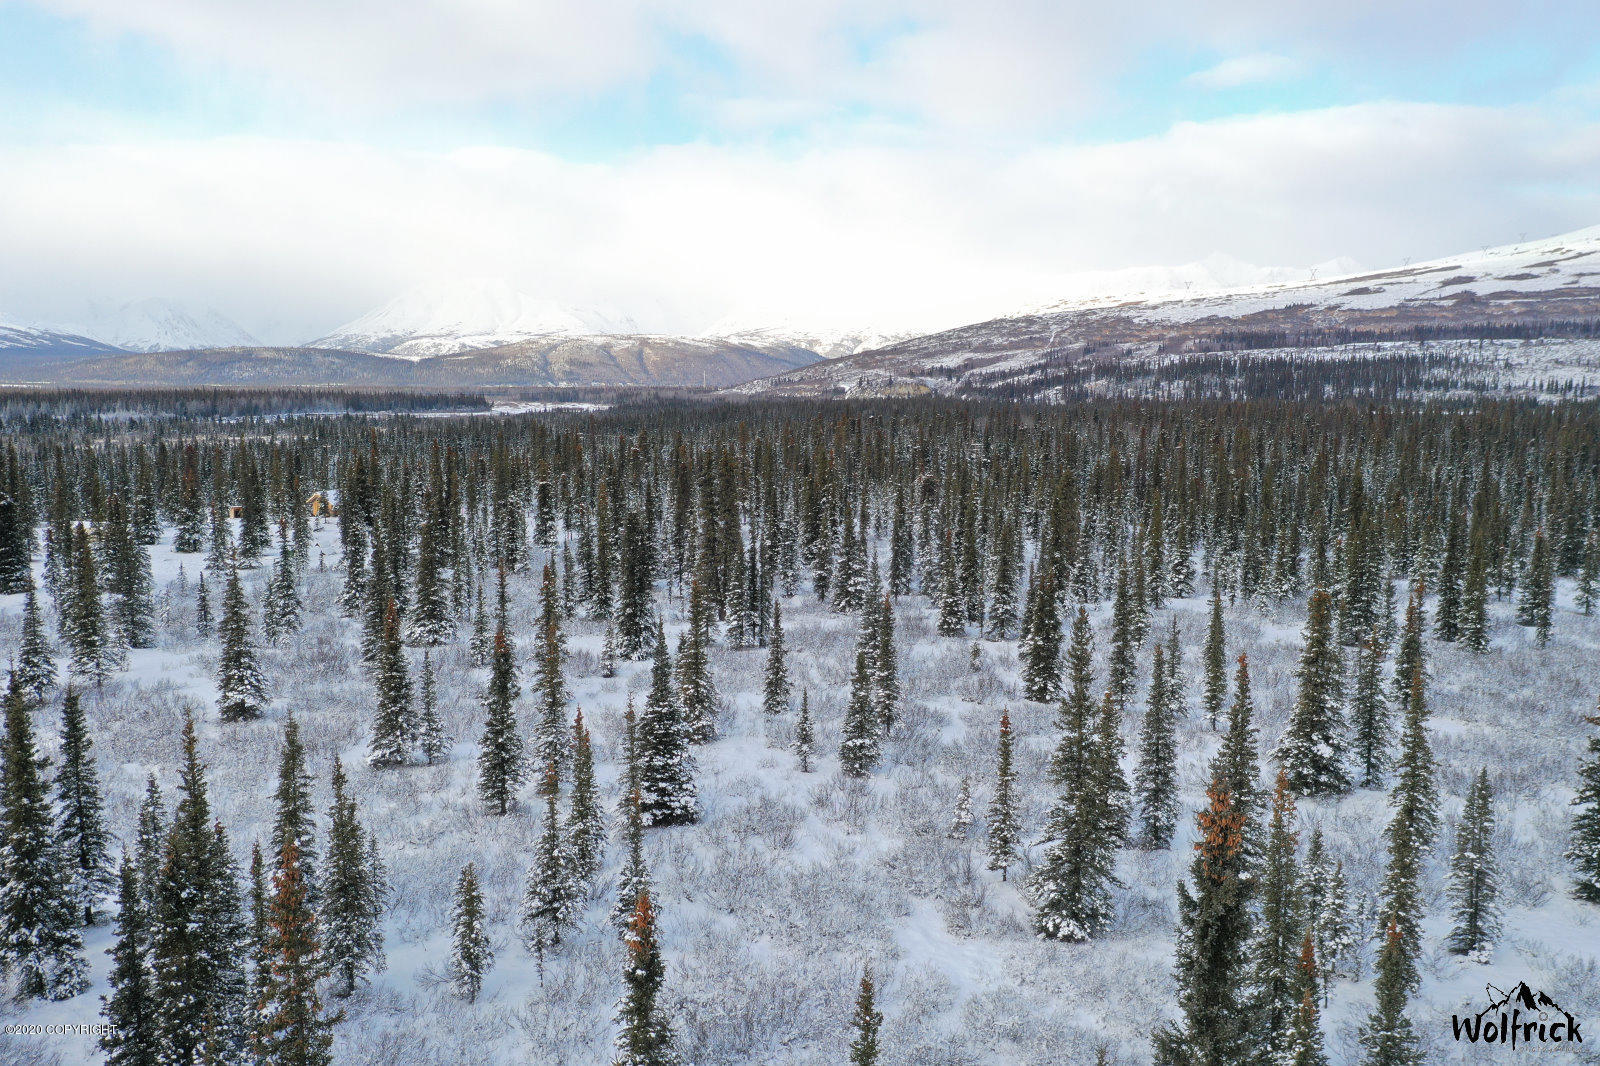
[0,102,1595,343]
[1187,53,1298,90]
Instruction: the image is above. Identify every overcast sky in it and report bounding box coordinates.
[1,0,1598,342]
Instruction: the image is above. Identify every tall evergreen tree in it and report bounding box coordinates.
[450,863,492,1004]
[14,583,58,706]
[1201,579,1227,730]
[415,648,448,765]
[1357,922,1423,1066]
[871,592,901,733]
[839,628,881,779]
[404,517,452,646]
[1282,933,1329,1066]
[567,711,605,894]
[848,968,883,1066]
[533,562,572,782]
[103,494,155,649]
[986,711,1020,880]
[66,523,119,685]
[1459,526,1491,654]
[1020,566,1062,702]
[478,628,526,815]
[216,563,269,722]
[614,890,681,1066]
[1447,767,1500,958]
[270,716,319,912]
[101,853,158,1066]
[611,788,653,935]
[0,681,89,999]
[1571,698,1600,904]
[1248,773,1303,1059]
[1516,528,1555,644]
[636,620,696,826]
[54,688,112,924]
[1349,633,1389,789]
[1278,588,1349,797]
[1215,653,1264,858]
[521,763,579,964]
[322,756,385,997]
[1389,583,1426,707]
[794,690,815,773]
[261,528,301,645]
[677,582,717,745]
[253,842,335,1066]
[761,598,791,717]
[1135,643,1180,849]
[1376,668,1439,989]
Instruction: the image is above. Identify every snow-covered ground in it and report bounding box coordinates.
[2,522,1598,1064]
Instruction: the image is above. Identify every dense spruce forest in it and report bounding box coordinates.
[0,387,1598,1064]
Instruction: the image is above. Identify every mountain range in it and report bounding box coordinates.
[3,227,1598,390]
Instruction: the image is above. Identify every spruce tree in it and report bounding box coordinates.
[254,842,335,1066]
[986,711,1020,880]
[1282,933,1329,1066]
[1447,767,1499,959]
[1459,526,1491,653]
[322,756,385,997]
[14,583,58,706]
[66,522,119,685]
[1349,632,1389,789]
[1215,653,1264,857]
[101,853,158,1066]
[217,562,269,721]
[1201,579,1227,729]
[533,562,572,781]
[948,776,974,842]
[1571,699,1600,903]
[134,775,166,917]
[794,690,815,773]
[54,688,112,924]
[194,571,212,638]
[1278,588,1350,797]
[872,592,901,733]
[0,681,89,999]
[637,620,696,826]
[1107,555,1140,706]
[521,763,578,964]
[1358,922,1423,1066]
[450,863,492,1003]
[677,590,717,745]
[614,890,681,1066]
[404,517,452,646]
[1135,643,1179,849]
[1376,668,1439,988]
[839,630,881,779]
[762,598,791,717]
[1020,567,1062,702]
[261,529,301,645]
[478,628,526,815]
[1248,773,1303,1059]
[567,711,605,894]
[270,716,319,912]
[1151,776,1253,1066]
[848,968,884,1066]
[415,648,448,765]
[103,493,155,649]
[1516,528,1555,644]
[611,788,653,934]
[1390,583,1426,707]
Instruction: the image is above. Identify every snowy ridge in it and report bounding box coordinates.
[311,279,642,360]
[65,298,258,353]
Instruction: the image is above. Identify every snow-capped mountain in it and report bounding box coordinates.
[67,298,258,352]
[699,315,926,361]
[734,225,1600,398]
[0,309,123,367]
[311,279,642,360]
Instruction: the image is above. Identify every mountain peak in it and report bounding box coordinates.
[311,279,641,360]
[66,298,258,353]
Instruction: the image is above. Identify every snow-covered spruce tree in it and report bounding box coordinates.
[1376,667,1439,989]
[368,600,414,769]
[1571,699,1600,903]
[1151,777,1253,1066]
[1357,922,1423,1066]
[173,459,206,555]
[450,863,492,1004]
[103,493,155,650]
[637,620,697,826]
[762,598,791,717]
[404,516,452,646]
[467,581,492,667]
[253,841,334,1066]
[1248,773,1302,1060]
[522,763,579,965]
[794,690,815,773]
[532,563,572,783]
[1282,933,1329,1066]
[54,687,112,925]
[151,715,251,1061]
[1350,632,1390,789]
[677,580,717,745]
[1215,653,1264,861]
[1433,508,1464,642]
[937,529,966,637]
[566,711,605,895]
[217,561,269,722]
[872,591,901,733]
[948,776,974,842]
[615,510,654,660]
[1201,579,1227,729]
[615,889,682,1066]
[986,711,1020,880]
[194,570,212,638]
[261,529,301,645]
[1107,556,1140,707]
[986,519,1019,640]
[1516,528,1554,644]
[848,968,884,1066]
[0,681,89,1000]
[839,632,881,779]
[322,755,385,997]
[1135,642,1179,849]
[100,853,157,1066]
[269,715,319,913]
[1447,767,1499,959]
[1278,588,1350,797]
[478,628,526,816]
[415,648,448,766]
[66,522,120,685]
[1389,582,1426,707]
[611,787,653,934]
[1460,524,1491,653]
[14,582,58,706]
[1020,566,1062,702]
[1301,827,1355,1002]
[134,775,165,917]
[1031,610,1124,942]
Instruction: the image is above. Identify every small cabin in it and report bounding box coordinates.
[306,492,336,517]
[228,504,245,519]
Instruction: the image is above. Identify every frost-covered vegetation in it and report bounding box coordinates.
[0,391,1598,1065]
